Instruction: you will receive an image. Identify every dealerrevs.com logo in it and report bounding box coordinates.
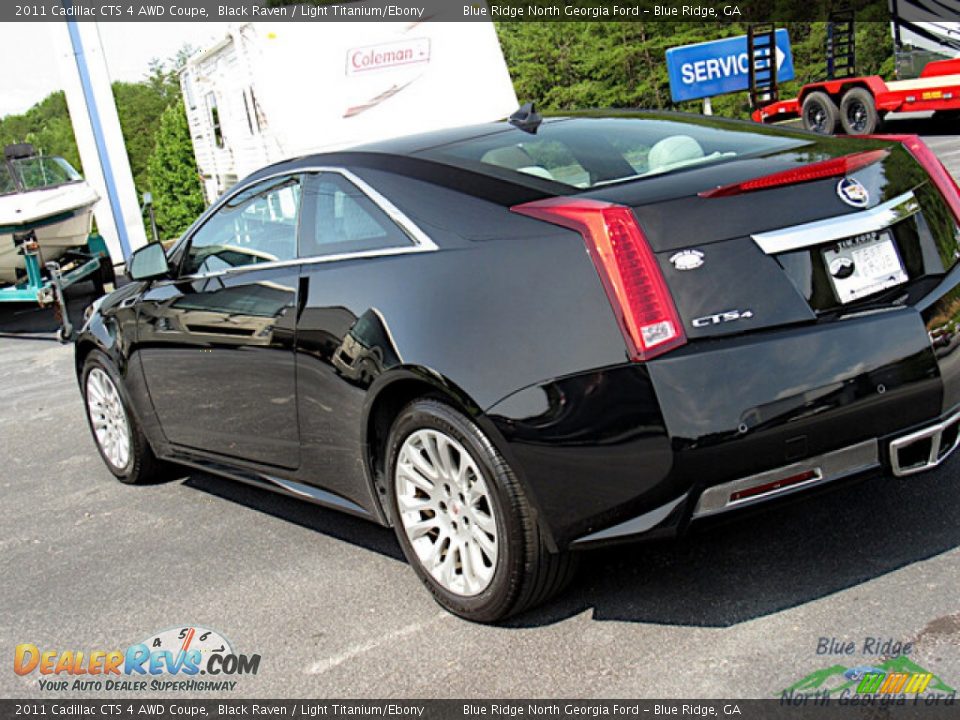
[14,626,260,693]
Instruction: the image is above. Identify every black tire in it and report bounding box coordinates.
[385,398,577,622]
[81,350,165,485]
[802,91,840,135]
[840,87,879,135]
[933,110,960,125]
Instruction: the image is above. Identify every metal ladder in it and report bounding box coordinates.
[748,24,779,110]
[827,7,857,79]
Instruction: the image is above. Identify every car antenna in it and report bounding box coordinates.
[509,102,542,134]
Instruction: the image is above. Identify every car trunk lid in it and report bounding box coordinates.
[588,141,960,341]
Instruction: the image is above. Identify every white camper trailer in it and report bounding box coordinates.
[181,21,519,203]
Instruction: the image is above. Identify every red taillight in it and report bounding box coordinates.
[511,197,686,362]
[894,135,960,224]
[729,470,819,503]
[698,149,890,198]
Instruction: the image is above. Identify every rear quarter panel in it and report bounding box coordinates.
[344,168,629,406]
[294,168,630,527]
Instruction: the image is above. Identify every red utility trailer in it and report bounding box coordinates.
[752,56,960,135]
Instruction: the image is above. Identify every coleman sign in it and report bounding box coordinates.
[346,38,431,75]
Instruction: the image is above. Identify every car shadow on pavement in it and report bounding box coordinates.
[178,454,959,629]
[179,470,405,561]
[511,460,960,628]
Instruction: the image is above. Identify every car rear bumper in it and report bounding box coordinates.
[487,301,958,550]
[571,407,960,548]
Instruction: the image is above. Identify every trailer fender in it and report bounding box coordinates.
[797,76,888,106]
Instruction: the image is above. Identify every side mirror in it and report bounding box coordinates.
[128,242,170,281]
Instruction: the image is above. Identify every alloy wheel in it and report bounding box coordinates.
[846,101,868,133]
[86,368,131,470]
[394,428,498,596]
[806,106,827,134]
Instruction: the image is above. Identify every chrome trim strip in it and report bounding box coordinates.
[692,439,879,519]
[265,475,369,515]
[751,191,920,255]
[889,411,960,477]
[167,166,438,283]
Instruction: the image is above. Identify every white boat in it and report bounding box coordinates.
[0,144,99,285]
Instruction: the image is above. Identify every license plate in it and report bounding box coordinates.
[822,231,907,305]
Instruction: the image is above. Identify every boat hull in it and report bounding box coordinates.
[0,182,99,284]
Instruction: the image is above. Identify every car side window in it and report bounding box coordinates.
[299,172,413,259]
[182,175,301,276]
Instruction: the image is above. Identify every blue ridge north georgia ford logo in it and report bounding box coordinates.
[837,177,870,208]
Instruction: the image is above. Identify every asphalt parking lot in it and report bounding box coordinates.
[2,120,959,700]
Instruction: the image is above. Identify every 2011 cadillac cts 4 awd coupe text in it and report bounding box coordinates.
[77,113,960,621]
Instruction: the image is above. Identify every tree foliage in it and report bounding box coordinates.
[0,45,203,239]
[0,25,898,239]
[114,80,176,194]
[146,101,205,238]
[496,21,894,118]
[0,92,81,170]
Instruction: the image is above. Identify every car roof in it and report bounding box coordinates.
[242,112,831,205]
[241,118,574,203]
[259,117,590,173]
[349,120,524,154]
[258,111,798,172]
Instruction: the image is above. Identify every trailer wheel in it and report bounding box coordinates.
[801,92,839,135]
[840,88,879,135]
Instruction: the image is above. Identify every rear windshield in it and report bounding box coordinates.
[423,117,807,189]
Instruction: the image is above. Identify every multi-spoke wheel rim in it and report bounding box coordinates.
[394,429,498,596]
[86,368,131,470]
[806,104,828,134]
[846,101,868,133]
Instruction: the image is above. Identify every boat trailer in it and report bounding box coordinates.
[0,230,113,343]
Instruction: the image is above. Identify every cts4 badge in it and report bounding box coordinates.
[669,249,704,270]
[692,309,755,328]
[837,177,870,208]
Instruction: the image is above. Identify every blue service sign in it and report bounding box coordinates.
[666,29,795,103]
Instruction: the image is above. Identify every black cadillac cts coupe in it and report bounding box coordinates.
[77,112,960,621]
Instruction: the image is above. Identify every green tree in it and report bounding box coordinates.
[0,92,81,169]
[146,101,205,239]
[116,45,195,199]
[114,81,174,194]
[0,44,200,238]
[496,21,894,119]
